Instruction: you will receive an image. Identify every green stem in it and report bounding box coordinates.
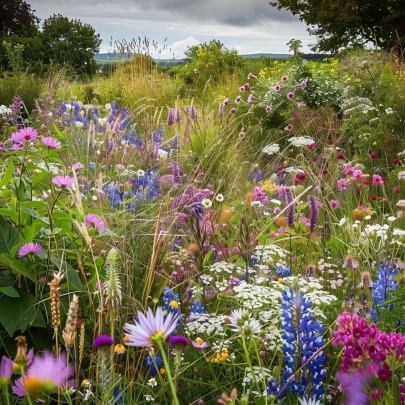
[158,342,180,405]
[241,335,261,395]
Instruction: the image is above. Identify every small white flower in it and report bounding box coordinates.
[385,107,393,114]
[158,149,169,160]
[201,199,212,208]
[137,169,145,177]
[262,143,280,155]
[147,378,157,387]
[364,215,371,220]
[338,217,347,226]
[145,394,154,402]
[215,194,224,202]
[387,216,396,222]
[75,121,84,129]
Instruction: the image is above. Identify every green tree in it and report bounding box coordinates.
[42,14,102,76]
[0,0,39,37]
[270,0,405,53]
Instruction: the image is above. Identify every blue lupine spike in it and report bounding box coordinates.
[276,265,291,278]
[144,355,163,376]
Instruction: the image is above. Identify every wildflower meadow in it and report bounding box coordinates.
[2,12,405,405]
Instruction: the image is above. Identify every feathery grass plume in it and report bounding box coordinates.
[103,248,122,310]
[239,215,252,281]
[62,294,79,352]
[49,272,64,341]
[77,315,86,364]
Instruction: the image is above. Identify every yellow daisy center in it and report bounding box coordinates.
[24,377,44,396]
[150,331,165,345]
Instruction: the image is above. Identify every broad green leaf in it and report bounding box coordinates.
[18,207,50,225]
[0,209,18,223]
[0,293,37,336]
[0,160,15,189]
[0,219,20,254]
[0,255,37,283]
[50,257,82,291]
[0,270,14,287]
[0,286,19,297]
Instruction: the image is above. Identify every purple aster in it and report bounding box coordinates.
[52,176,74,188]
[84,214,105,231]
[11,127,38,143]
[124,307,179,347]
[18,243,42,257]
[12,352,74,398]
[41,137,61,149]
[0,355,13,381]
[93,335,114,349]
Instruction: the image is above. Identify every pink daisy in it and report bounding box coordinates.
[281,75,288,82]
[12,352,74,398]
[266,106,272,113]
[52,176,74,188]
[285,123,294,131]
[11,127,38,144]
[18,243,42,257]
[275,84,281,92]
[72,162,84,171]
[247,94,255,103]
[239,86,246,92]
[235,95,241,103]
[337,179,350,190]
[84,214,105,231]
[41,137,61,149]
[287,92,295,99]
[372,174,384,186]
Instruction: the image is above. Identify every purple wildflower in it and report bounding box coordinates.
[284,187,295,228]
[52,176,74,188]
[84,214,105,231]
[0,355,13,381]
[41,137,61,149]
[18,243,42,257]
[11,127,38,143]
[168,335,189,349]
[167,108,175,126]
[287,92,295,99]
[308,196,322,233]
[93,335,114,348]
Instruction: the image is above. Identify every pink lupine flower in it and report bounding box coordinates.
[52,176,74,188]
[372,174,384,186]
[84,214,105,231]
[41,137,61,149]
[337,179,350,190]
[18,243,42,257]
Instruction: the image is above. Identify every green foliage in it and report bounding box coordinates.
[270,0,405,52]
[0,0,39,37]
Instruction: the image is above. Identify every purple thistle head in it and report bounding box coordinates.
[167,108,175,126]
[93,335,114,349]
[18,243,42,257]
[168,335,189,350]
[284,187,295,228]
[308,196,322,233]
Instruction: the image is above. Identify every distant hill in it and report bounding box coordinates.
[94,52,329,65]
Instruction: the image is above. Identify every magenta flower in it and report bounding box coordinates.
[124,307,179,347]
[281,75,288,82]
[230,108,236,114]
[223,98,230,106]
[235,96,241,103]
[41,137,61,149]
[370,152,378,159]
[266,106,272,113]
[243,83,250,90]
[247,94,255,103]
[330,200,340,209]
[72,162,84,171]
[93,335,114,349]
[372,174,384,186]
[168,335,189,350]
[12,352,74,398]
[275,84,281,92]
[287,92,295,99]
[0,355,14,381]
[337,153,345,159]
[18,243,42,257]
[301,81,307,89]
[284,123,294,131]
[52,176,74,188]
[239,86,245,92]
[11,127,38,144]
[116,164,125,170]
[84,214,105,231]
[192,338,209,349]
[337,179,350,190]
[247,72,254,79]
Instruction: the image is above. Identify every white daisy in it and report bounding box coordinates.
[201,199,212,208]
[215,194,224,202]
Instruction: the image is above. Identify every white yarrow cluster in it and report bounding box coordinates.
[262,143,280,155]
[288,136,315,147]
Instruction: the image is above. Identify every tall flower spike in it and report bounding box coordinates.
[62,295,79,351]
[103,248,122,310]
[49,272,64,338]
[308,196,322,233]
[284,188,295,228]
[239,215,252,280]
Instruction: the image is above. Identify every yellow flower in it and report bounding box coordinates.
[373,142,377,146]
[114,344,125,354]
[123,335,130,343]
[210,349,229,363]
[159,368,166,375]
[261,179,279,194]
[278,278,284,283]
[169,300,179,308]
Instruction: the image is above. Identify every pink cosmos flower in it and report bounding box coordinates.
[287,92,295,99]
[84,214,105,231]
[12,352,74,398]
[52,176,74,188]
[11,127,38,144]
[285,123,293,131]
[352,170,364,180]
[266,106,272,113]
[337,179,350,190]
[281,75,288,82]
[72,162,84,171]
[372,174,384,186]
[330,200,340,209]
[192,338,209,349]
[275,84,281,92]
[41,137,61,149]
[18,243,42,257]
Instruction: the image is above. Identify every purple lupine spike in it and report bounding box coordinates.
[175,107,181,123]
[191,105,197,120]
[284,187,295,228]
[167,108,175,126]
[308,195,322,233]
[107,137,114,155]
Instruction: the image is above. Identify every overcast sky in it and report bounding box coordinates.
[29,0,313,58]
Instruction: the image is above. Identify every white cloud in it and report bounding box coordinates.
[158,36,200,59]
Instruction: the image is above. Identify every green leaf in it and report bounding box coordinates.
[0,160,15,189]
[0,286,20,297]
[0,293,37,336]
[50,257,82,291]
[0,255,37,283]
[18,206,50,225]
[0,219,20,254]
[0,270,14,287]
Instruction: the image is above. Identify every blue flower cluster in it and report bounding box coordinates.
[188,301,206,323]
[276,265,291,278]
[268,289,326,401]
[145,355,163,376]
[371,262,399,322]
